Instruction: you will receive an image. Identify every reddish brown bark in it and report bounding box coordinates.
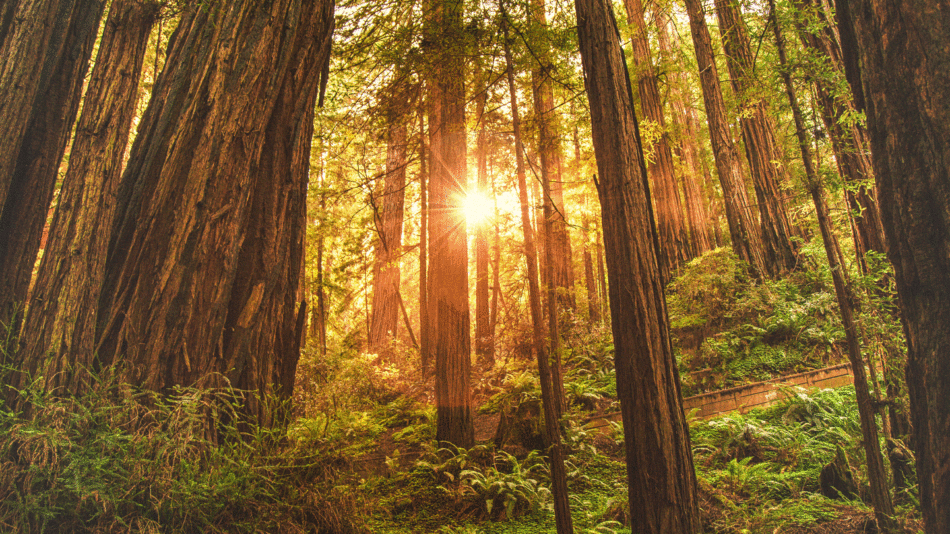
[836,1,950,531]
[575,0,700,529]
[622,0,691,278]
[715,0,798,276]
[474,68,494,366]
[15,0,160,393]
[95,0,334,424]
[0,0,106,331]
[683,0,765,276]
[429,0,473,448]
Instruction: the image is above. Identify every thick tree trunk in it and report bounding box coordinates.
[575,0,700,530]
[835,2,950,531]
[622,0,691,279]
[715,0,798,277]
[369,115,408,357]
[502,19,573,534]
[14,0,160,394]
[95,0,334,425]
[430,0,473,448]
[0,0,106,331]
[683,0,766,277]
[658,15,713,258]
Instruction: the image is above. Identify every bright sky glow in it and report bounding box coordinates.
[462,190,495,226]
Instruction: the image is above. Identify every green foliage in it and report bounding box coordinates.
[0,373,363,533]
[668,248,846,395]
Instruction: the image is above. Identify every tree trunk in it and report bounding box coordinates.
[474,67,494,366]
[502,18,573,534]
[14,0,160,394]
[575,0,700,530]
[835,2,950,531]
[622,0,691,279]
[714,0,798,277]
[658,14,713,258]
[369,108,409,358]
[583,213,601,324]
[430,0,473,448]
[531,0,575,315]
[792,0,885,270]
[418,106,431,376]
[771,8,896,529]
[683,0,766,277]
[94,0,335,425]
[0,0,106,332]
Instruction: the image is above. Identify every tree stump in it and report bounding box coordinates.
[820,445,860,500]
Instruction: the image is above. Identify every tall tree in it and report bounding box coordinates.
[622,0,691,279]
[0,0,107,331]
[502,16,573,533]
[683,0,766,277]
[835,2,950,531]
[473,63,494,366]
[574,0,700,529]
[792,0,885,271]
[94,0,335,425]
[770,6,896,529]
[369,85,410,357]
[657,12,713,257]
[714,0,798,276]
[530,0,575,314]
[14,0,161,394]
[428,0,474,447]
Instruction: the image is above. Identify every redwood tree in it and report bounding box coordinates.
[575,0,699,529]
[428,0,474,447]
[622,0,691,279]
[94,0,335,425]
[835,2,950,531]
[683,0,766,277]
[714,0,798,276]
[0,0,106,331]
[14,0,161,393]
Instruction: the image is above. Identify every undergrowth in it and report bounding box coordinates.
[0,370,363,534]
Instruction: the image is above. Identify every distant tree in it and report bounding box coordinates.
[714,0,798,276]
[14,0,162,394]
[683,0,766,277]
[427,0,474,448]
[369,82,411,358]
[835,2,950,532]
[622,0,691,279]
[574,0,700,530]
[94,0,335,425]
[0,0,106,332]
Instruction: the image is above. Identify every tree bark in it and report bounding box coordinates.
[771,7,896,529]
[531,0,575,314]
[369,103,409,358]
[714,0,798,277]
[418,106,431,376]
[14,0,160,394]
[657,13,713,258]
[835,2,950,531]
[474,66,494,366]
[502,17,573,534]
[622,0,691,279]
[575,0,700,530]
[683,0,766,277]
[792,0,885,271]
[95,0,335,425]
[429,0,473,448]
[0,0,106,331]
